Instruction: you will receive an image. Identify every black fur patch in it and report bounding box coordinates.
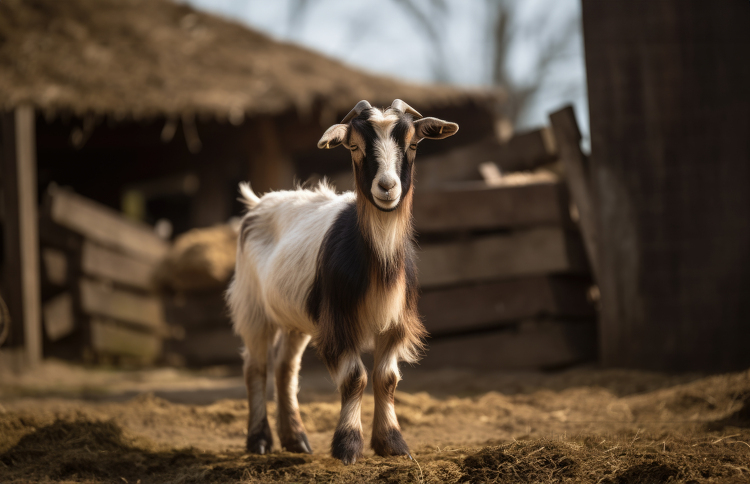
[246,418,273,455]
[306,202,371,368]
[371,427,410,457]
[331,427,364,465]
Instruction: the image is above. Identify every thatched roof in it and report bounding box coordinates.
[0,0,498,121]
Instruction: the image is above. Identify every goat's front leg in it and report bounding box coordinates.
[329,353,367,464]
[275,330,312,453]
[371,329,411,458]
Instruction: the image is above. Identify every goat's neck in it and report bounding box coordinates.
[356,194,413,268]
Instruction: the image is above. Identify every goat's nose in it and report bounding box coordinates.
[378,179,397,191]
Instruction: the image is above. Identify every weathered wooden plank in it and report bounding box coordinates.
[417,227,589,288]
[90,318,162,362]
[416,137,499,188]
[43,292,75,341]
[420,320,597,370]
[81,240,155,290]
[47,186,168,263]
[42,248,68,286]
[416,128,557,189]
[419,276,594,335]
[79,278,165,332]
[496,126,557,172]
[413,181,569,233]
[549,106,599,281]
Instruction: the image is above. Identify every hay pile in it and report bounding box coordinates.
[152,223,237,293]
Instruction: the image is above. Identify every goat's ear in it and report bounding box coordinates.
[317,124,349,149]
[414,117,459,140]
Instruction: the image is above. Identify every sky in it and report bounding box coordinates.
[180,0,588,139]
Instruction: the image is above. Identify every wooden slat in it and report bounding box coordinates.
[413,181,569,233]
[90,318,162,362]
[81,240,155,290]
[42,248,68,286]
[47,186,168,263]
[549,106,599,281]
[79,278,165,332]
[496,126,558,172]
[420,320,597,370]
[416,128,558,189]
[43,292,75,341]
[419,276,594,335]
[417,227,589,288]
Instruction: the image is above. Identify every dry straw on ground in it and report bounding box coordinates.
[1,365,749,483]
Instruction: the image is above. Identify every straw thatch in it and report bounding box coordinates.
[0,0,498,121]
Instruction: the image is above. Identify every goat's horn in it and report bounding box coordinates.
[341,100,372,124]
[391,99,423,119]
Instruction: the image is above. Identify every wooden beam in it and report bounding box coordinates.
[0,106,42,366]
[81,240,155,291]
[419,276,594,335]
[421,320,597,370]
[47,186,168,263]
[79,278,166,332]
[417,227,589,288]
[549,106,600,281]
[413,181,570,233]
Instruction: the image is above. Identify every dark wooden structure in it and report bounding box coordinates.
[582,1,750,371]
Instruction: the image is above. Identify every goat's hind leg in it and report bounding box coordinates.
[275,330,312,453]
[241,327,275,454]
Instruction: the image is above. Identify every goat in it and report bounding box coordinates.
[226,99,458,464]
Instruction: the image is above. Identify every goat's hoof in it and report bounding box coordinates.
[247,437,271,455]
[247,421,274,455]
[331,428,364,465]
[371,428,410,457]
[282,432,312,454]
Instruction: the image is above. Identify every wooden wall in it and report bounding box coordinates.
[582,1,750,371]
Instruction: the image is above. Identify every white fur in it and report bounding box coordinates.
[369,109,402,210]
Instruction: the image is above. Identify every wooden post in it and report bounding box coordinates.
[0,105,42,367]
[583,0,750,371]
[549,106,600,282]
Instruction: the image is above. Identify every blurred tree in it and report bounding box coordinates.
[286,0,581,131]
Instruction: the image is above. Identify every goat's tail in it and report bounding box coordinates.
[238,182,261,210]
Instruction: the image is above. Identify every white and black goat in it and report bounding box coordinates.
[226,99,458,464]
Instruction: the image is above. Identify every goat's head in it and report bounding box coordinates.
[318,99,458,212]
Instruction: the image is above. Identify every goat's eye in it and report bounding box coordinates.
[409,144,417,151]
[350,145,358,152]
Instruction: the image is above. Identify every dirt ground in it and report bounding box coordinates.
[1,360,749,483]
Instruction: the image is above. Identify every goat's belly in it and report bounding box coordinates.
[259,241,318,334]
